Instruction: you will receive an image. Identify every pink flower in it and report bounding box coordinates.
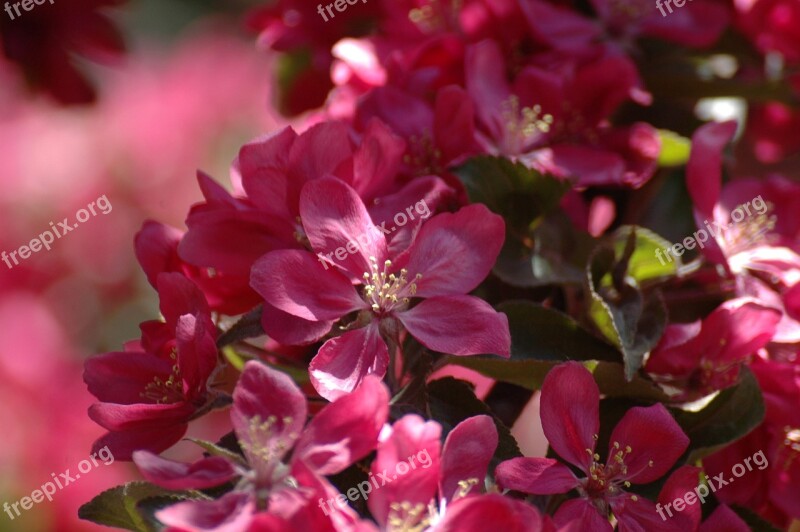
[333,413,551,531]
[134,360,389,531]
[702,356,800,526]
[250,176,510,399]
[135,220,260,316]
[179,120,456,284]
[645,298,781,398]
[84,273,219,460]
[495,362,689,530]
[464,40,660,187]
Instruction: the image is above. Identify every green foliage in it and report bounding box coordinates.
[78,482,209,531]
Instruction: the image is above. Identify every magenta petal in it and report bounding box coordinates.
[686,121,737,217]
[293,376,389,475]
[231,361,308,472]
[91,423,189,461]
[368,414,442,526]
[539,362,600,471]
[351,118,406,200]
[611,494,679,532]
[700,505,751,532]
[88,402,194,431]
[308,325,389,401]
[495,457,578,495]
[554,498,612,531]
[84,350,172,404]
[608,404,689,484]
[657,466,703,531]
[260,302,334,346]
[156,272,210,328]
[439,415,498,502]
[435,494,547,532]
[397,295,510,357]
[156,491,254,532]
[404,204,505,297]
[175,314,218,397]
[132,450,237,490]
[251,249,365,321]
[134,221,183,288]
[300,177,388,278]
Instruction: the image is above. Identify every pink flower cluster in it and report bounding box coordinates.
[81,0,800,530]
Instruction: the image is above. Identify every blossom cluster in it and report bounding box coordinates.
[80,0,800,530]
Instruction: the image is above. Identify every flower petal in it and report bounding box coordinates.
[686,121,737,217]
[439,415,498,502]
[397,295,510,357]
[231,361,308,474]
[367,414,442,526]
[260,302,334,346]
[610,493,676,532]
[132,450,237,490]
[309,324,389,401]
[403,204,505,297]
[495,457,579,495]
[539,362,600,471]
[293,376,389,475]
[554,498,612,531]
[300,176,388,278]
[436,494,547,532]
[251,249,365,321]
[608,404,689,484]
[155,491,254,532]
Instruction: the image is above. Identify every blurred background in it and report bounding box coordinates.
[0,1,287,529]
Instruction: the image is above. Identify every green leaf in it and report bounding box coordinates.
[612,226,682,282]
[500,300,621,363]
[454,156,589,287]
[657,129,691,167]
[674,368,765,457]
[217,305,264,348]
[186,438,247,466]
[78,482,208,531]
[428,377,521,470]
[454,156,570,224]
[585,242,667,380]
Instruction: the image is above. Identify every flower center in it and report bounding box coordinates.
[403,130,444,175]
[781,426,800,471]
[362,257,421,316]
[501,96,553,153]
[387,501,432,532]
[140,349,184,404]
[581,440,653,501]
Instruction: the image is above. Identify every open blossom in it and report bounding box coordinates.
[645,298,781,398]
[335,413,551,531]
[134,360,389,531]
[178,120,456,294]
[464,40,660,187]
[251,176,510,399]
[83,273,219,460]
[496,362,689,530]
